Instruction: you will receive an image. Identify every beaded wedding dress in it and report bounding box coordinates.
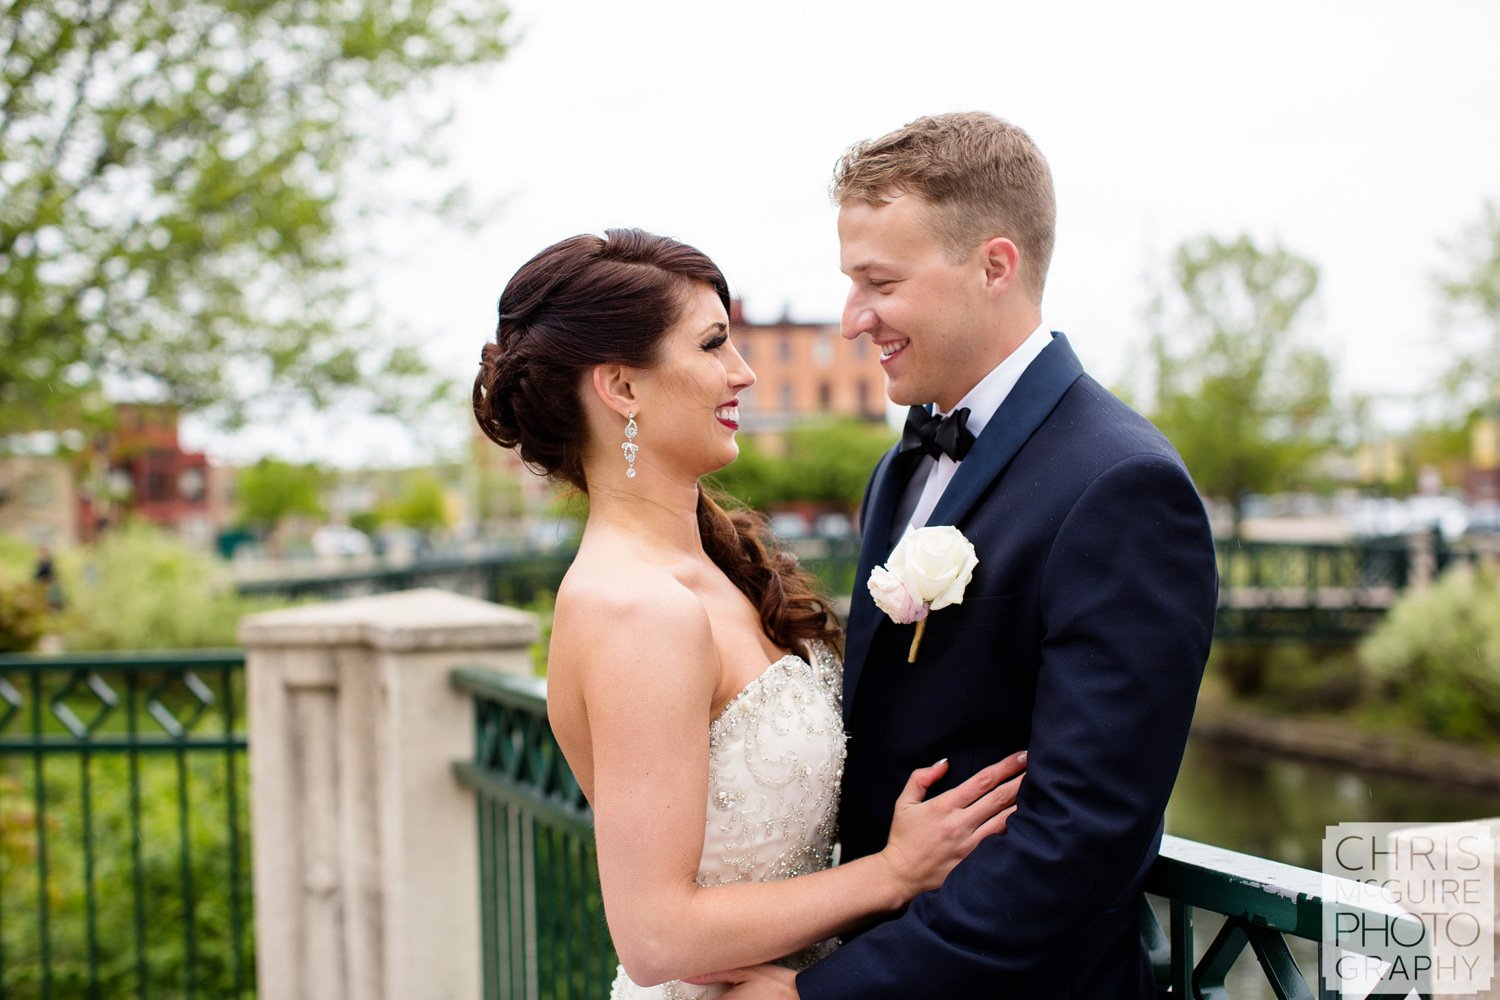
[609,642,846,1000]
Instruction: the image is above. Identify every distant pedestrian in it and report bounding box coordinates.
[33,546,63,611]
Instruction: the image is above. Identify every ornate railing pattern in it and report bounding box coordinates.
[0,650,252,1000]
[453,669,1433,1000]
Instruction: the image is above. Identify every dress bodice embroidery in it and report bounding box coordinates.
[609,643,845,1000]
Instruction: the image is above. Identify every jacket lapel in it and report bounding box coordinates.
[842,333,1084,718]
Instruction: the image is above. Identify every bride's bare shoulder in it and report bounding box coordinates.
[553,553,711,662]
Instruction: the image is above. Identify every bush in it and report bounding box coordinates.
[55,523,290,650]
[1208,639,1365,710]
[0,751,253,997]
[0,579,50,652]
[1359,565,1500,743]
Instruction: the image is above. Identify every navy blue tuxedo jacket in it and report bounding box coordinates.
[797,334,1218,999]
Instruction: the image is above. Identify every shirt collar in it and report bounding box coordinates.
[936,323,1052,439]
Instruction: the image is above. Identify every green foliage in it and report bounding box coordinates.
[1360,565,1500,744]
[0,0,512,429]
[384,469,452,534]
[781,419,898,508]
[1139,234,1338,532]
[55,523,287,650]
[1209,640,1365,711]
[0,742,253,996]
[234,458,324,533]
[0,534,38,582]
[709,419,896,511]
[706,434,786,508]
[347,509,383,536]
[1435,200,1500,412]
[0,577,49,652]
[523,589,555,676]
[0,535,50,651]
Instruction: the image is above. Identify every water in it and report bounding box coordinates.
[1158,737,1500,997]
[1167,737,1500,867]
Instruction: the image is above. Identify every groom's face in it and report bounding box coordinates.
[837,192,990,412]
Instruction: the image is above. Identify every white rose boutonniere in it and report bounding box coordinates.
[866,525,979,662]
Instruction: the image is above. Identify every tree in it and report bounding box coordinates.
[780,419,898,510]
[1435,200,1500,413]
[235,457,323,539]
[385,468,451,535]
[707,418,898,514]
[0,0,511,430]
[706,433,789,510]
[1139,234,1337,534]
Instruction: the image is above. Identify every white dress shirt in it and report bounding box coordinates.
[899,323,1053,538]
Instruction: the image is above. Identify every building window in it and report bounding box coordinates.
[780,385,795,412]
[813,337,833,366]
[858,381,871,414]
[778,335,792,362]
[818,382,832,410]
[145,470,173,502]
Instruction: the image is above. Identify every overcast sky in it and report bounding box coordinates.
[189,0,1500,466]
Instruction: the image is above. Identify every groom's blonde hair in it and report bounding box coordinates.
[832,112,1056,298]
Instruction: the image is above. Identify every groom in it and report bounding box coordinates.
[720,114,1218,996]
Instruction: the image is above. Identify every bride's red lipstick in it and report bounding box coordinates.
[715,399,740,430]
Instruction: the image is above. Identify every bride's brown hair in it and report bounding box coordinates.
[473,229,841,655]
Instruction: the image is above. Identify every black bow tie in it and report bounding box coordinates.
[901,405,975,462]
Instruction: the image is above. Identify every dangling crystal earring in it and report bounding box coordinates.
[621,412,639,478]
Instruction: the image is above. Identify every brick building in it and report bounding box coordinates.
[729,303,888,431]
[88,404,227,545]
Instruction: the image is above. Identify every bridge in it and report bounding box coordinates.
[237,536,1498,640]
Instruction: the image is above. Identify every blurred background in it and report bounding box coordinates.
[3,1,1500,995]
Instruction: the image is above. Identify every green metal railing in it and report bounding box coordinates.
[0,651,253,1000]
[452,669,1434,1000]
[236,550,578,606]
[451,668,615,999]
[1213,539,1412,641]
[246,537,1482,642]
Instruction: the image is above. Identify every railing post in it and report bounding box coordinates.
[1408,529,1437,590]
[240,588,539,1000]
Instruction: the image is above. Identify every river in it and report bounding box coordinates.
[1157,736,1500,996]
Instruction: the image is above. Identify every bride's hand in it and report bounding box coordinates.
[878,750,1027,901]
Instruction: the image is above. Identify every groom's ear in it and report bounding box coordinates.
[980,236,1021,297]
[590,364,640,418]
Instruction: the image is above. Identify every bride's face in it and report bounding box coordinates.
[635,283,755,480]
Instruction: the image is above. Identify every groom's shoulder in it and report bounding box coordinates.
[1058,373,1184,462]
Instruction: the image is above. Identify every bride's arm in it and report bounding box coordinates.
[570,586,1018,988]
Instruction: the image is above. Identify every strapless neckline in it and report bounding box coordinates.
[711,652,807,729]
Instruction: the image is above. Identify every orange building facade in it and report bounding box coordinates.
[729,303,888,431]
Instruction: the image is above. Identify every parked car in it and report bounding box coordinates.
[311,524,372,558]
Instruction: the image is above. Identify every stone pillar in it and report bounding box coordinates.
[1387,818,1500,1000]
[241,588,539,1000]
[1408,530,1437,589]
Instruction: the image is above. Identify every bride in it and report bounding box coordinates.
[473,229,1025,999]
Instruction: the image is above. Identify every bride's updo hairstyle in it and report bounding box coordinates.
[474,228,842,655]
